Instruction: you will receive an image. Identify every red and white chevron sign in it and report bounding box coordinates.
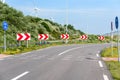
[98,36,105,40]
[61,34,69,39]
[80,35,88,40]
[38,34,49,40]
[17,33,31,41]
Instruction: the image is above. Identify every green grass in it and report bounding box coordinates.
[101,47,120,80]
[0,42,76,55]
[101,47,118,57]
[106,61,120,80]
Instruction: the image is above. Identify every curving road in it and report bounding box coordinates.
[0,44,113,80]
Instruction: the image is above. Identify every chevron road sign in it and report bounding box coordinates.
[80,35,88,40]
[38,34,49,40]
[61,34,69,39]
[17,33,31,41]
[98,36,105,40]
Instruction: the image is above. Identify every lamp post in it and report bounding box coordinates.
[65,0,68,44]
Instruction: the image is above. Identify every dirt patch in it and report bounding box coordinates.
[0,54,11,59]
[102,57,118,61]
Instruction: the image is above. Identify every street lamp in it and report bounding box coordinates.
[33,0,40,17]
[34,7,40,17]
[65,0,68,43]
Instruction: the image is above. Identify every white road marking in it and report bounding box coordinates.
[58,47,81,56]
[96,54,99,57]
[11,71,29,80]
[98,61,103,67]
[103,74,109,80]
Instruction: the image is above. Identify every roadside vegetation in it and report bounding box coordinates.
[106,61,120,80]
[101,46,118,57]
[0,2,111,55]
[0,40,103,55]
[0,2,84,44]
[101,47,120,80]
[1,42,62,55]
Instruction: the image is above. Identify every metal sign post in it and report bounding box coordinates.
[2,21,8,52]
[4,31,6,52]
[111,22,113,56]
[117,29,120,62]
[115,16,120,62]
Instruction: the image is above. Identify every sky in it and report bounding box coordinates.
[3,0,120,35]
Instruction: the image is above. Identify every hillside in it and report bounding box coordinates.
[0,2,84,45]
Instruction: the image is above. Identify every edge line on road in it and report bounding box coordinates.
[58,47,81,56]
[103,74,109,80]
[98,61,103,67]
[11,71,29,80]
[96,54,99,57]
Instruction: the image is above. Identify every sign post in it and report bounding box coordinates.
[2,21,8,52]
[17,33,31,48]
[65,25,68,44]
[24,33,30,48]
[115,16,120,62]
[111,21,113,56]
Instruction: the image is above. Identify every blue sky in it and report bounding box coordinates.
[4,0,120,35]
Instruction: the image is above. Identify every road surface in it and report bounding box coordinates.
[0,44,113,80]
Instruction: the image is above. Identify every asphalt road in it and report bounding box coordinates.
[0,44,113,80]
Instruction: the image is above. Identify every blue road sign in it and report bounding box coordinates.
[115,16,119,29]
[2,21,8,31]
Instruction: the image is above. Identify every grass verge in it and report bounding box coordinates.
[101,46,118,57]
[101,47,120,80]
[106,61,120,80]
[0,42,75,55]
